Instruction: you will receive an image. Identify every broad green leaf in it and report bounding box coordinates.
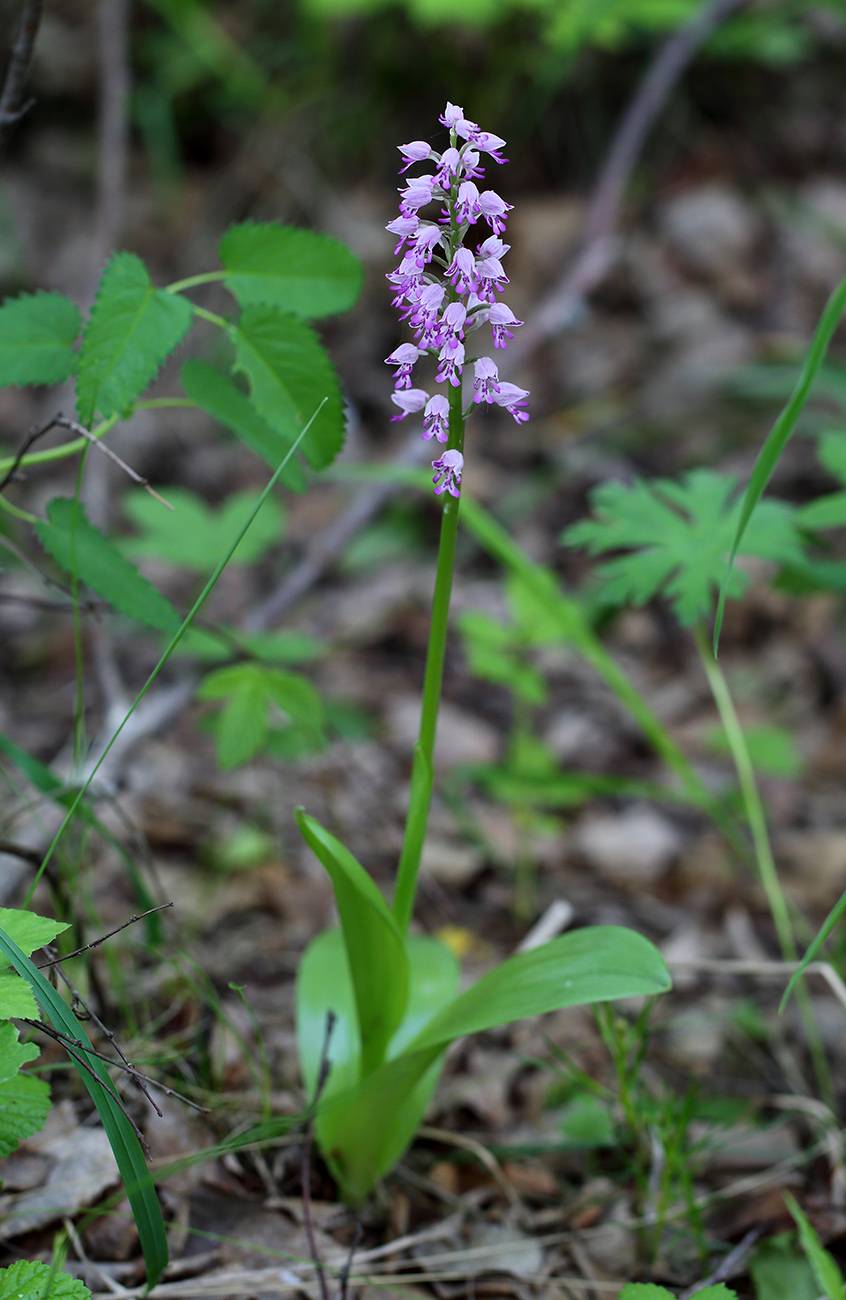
[181,360,307,491]
[299,930,458,1205]
[618,1287,676,1300]
[0,1259,91,1300]
[0,906,69,956]
[295,811,409,1076]
[558,1093,615,1147]
[313,926,669,1204]
[715,269,846,651]
[409,926,670,1052]
[0,1071,50,1158]
[233,308,345,470]
[563,469,803,627]
[785,1194,846,1300]
[750,1231,821,1300]
[0,974,39,1018]
[0,927,168,1287]
[198,664,325,768]
[220,223,363,318]
[0,1021,39,1085]
[76,252,192,425]
[123,487,284,569]
[37,498,181,633]
[0,292,80,387]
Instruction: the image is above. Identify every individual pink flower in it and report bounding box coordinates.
[446,247,477,296]
[432,449,463,497]
[493,382,529,423]
[488,301,522,348]
[423,395,449,442]
[473,356,500,403]
[398,141,434,172]
[385,343,421,389]
[479,191,512,234]
[436,338,465,387]
[391,388,429,421]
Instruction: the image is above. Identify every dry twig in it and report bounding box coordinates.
[0,0,43,146]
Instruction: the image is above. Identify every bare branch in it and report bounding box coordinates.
[0,0,44,148]
[36,903,173,967]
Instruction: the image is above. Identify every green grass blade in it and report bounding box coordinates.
[0,927,168,1286]
[714,270,846,653]
[780,882,846,1013]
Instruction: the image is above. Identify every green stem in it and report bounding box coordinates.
[694,622,834,1107]
[0,495,37,524]
[189,304,229,330]
[393,388,466,935]
[165,271,226,295]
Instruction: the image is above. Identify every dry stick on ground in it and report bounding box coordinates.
[36,903,173,968]
[0,0,44,147]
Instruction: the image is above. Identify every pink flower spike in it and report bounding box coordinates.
[473,356,500,403]
[385,342,422,388]
[489,301,522,348]
[432,449,464,497]
[446,247,478,296]
[423,394,450,442]
[479,191,512,234]
[399,141,435,172]
[493,381,529,423]
[391,387,429,421]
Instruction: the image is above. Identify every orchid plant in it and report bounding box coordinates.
[294,104,671,1207]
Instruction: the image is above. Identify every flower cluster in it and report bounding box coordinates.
[385,103,529,499]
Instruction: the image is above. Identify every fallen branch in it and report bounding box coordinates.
[0,0,44,147]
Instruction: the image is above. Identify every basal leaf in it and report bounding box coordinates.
[0,292,80,387]
[750,1232,820,1300]
[785,1194,846,1300]
[0,927,168,1286]
[295,811,409,1076]
[123,486,284,570]
[77,252,192,425]
[233,308,345,470]
[0,1259,91,1300]
[0,1071,50,1158]
[37,497,181,633]
[220,223,363,318]
[181,360,307,491]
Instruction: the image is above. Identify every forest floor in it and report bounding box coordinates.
[3,12,846,1298]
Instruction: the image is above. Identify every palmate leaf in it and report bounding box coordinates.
[220,223,363,318]
[181,360,307,492]
[37,498,182,633]
[0,1259,91,1300]
[123,487,284,570]
[0,292,80,387]
[198,663,325,768]
[233,308,345,470]
[563,468,804,626]
[77,252,192,425]
[0,927,168,1286]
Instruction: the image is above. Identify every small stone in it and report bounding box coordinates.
[661,183,761,280]
[387,697,499,767]
[421,837,485,886]
[575,805,682,885]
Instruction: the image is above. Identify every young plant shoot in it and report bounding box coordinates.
[295,105,671,1207]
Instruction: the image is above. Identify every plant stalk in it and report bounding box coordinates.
[393,388,465,934]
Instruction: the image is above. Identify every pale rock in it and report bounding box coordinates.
[421,837,485,887]
[661,183,761,280]
[387,697,499,767]
[575,805,682,885]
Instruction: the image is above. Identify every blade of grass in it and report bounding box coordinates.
[0,926,168,1287]
[714,270,846,653]
[24,403,323,906]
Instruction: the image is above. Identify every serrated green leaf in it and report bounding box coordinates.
[0,907,69,957]
[458,611,547,704]
[785,1194,846,1300]
[123,487,284,570]
[233,308,345,470]
[0,1071,51,1158]
[220,222,363,318]
[0,1022,39,1085]
[0,292,80,387]
[564,469,804,626]
[0,927,168,1286]
[296,811,409,1077]
[76,252,192,424]
[0,975,38,1018]
[181,360,307,491]
[0,1259,91,1300]
[37,497,181,633]
[617,1286,676,1300]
